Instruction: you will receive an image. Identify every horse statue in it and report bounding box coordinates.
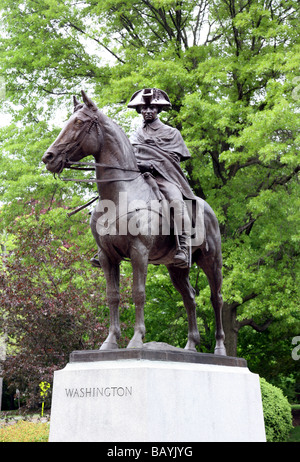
[42,90,226,355]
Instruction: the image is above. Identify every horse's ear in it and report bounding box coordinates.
[73,95,80,107]
[81,90,97,111]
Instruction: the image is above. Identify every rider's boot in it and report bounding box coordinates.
[172,200,191,268]
[173,232,190,268]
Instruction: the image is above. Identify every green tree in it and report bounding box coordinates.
[0,217,106,408]
[0,1,299,394]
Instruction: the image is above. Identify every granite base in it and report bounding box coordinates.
[49,347,265,442]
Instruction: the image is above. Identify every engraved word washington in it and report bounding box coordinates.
[65,386,133,398]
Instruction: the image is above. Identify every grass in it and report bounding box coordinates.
[0,406,298,442]
[0,420,50,442]
[0,410,50,442]
[288,425,300,442]
[287,405,300,442]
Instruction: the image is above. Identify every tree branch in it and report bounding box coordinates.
[236,317,273,332]
[68,21,126,64]
[230,292,259,312]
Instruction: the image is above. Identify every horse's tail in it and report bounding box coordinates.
[192,200,222,264]
[190,197,206,251]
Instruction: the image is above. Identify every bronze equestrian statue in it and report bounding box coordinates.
[128,88,193,268]
[42,89,226,355]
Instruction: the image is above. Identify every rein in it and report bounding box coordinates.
[60,159,141,184]
[66,160,140,173]
[63,160,141,183]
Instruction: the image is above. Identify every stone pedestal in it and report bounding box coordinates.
[49,347,266,442]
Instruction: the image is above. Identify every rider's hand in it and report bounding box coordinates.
[137,161,153,173]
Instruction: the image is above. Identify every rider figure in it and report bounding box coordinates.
[128,88,196,268]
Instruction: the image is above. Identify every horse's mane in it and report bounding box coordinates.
[75,102,135,155]
[97,109,135,157]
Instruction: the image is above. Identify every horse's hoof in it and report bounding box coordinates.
[127,340,144,349]
[99,342,119,350]
[184,343,197,352]
[214,346,227,356]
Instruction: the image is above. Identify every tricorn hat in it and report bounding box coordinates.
[127,88,172,113]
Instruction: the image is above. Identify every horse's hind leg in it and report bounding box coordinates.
[127,242,148,349]
[196,247,226,356]
[99,252,121,350]
[167,266,200,351]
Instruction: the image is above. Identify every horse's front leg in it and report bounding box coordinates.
[127,242,148,349]
[99,252,121,350]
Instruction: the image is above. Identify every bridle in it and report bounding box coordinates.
[56,109,141,184]
[54,112,100,174]
[52,107,143,217]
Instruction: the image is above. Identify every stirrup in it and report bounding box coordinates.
[90,255,101,268]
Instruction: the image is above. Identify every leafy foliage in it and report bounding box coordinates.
[0,0,299,400]
[0,216,125,407]
[260,377,293,442]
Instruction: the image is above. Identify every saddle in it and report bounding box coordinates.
[143,172,205,248]
[89,172,205,268]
